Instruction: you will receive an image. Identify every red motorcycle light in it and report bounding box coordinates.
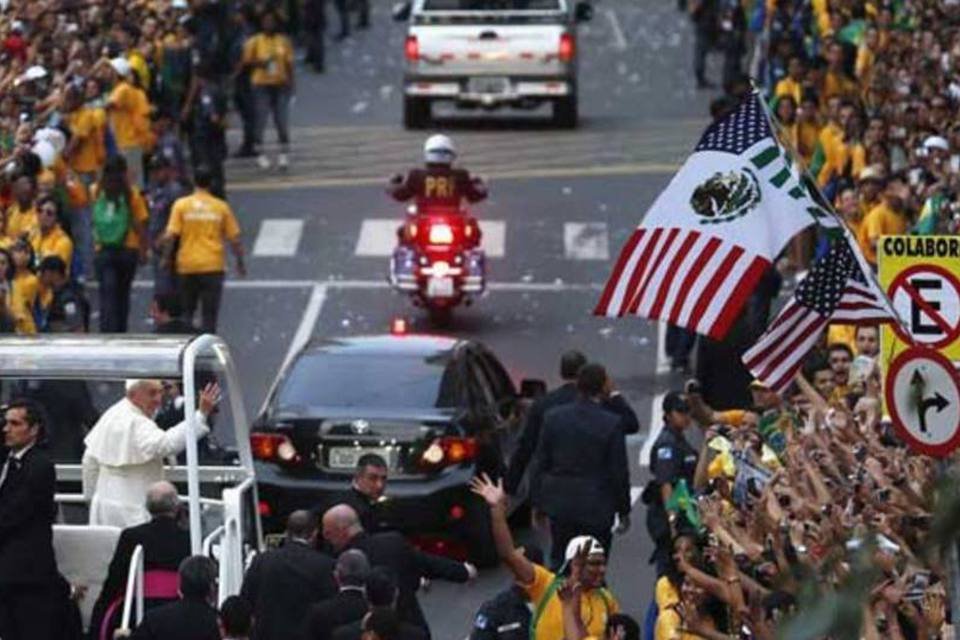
[428,223,455,244]
[405,35,420,61]
[558,33,575,62]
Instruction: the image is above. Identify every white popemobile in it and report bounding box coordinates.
[0,334,262,637]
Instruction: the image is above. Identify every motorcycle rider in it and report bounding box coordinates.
[388,134,487,248]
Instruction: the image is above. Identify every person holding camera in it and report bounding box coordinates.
[88,481,192,638]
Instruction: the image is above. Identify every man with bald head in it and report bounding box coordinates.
[82,379,221,527]
[90,481,192,636]
[241,510,336,640]
[322,504,476,637]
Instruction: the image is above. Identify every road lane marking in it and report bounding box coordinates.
[230,162,680,192]
[252,219,304,257]
[260,283,328,416]
[564,222,609,261]
[479,220,506,258]
[657,320,670,374]
[605,10,628,51]
[355,219,398,256]
[640,392,665,467]
[121,278,602,292]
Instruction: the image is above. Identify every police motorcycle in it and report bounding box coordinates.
[387,135,487,325]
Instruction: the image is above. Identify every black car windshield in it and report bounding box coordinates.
[277,353,458,410]
[422,0,561,11]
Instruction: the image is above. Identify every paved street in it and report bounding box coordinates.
[117,0,715,634]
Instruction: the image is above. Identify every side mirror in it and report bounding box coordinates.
[520,379,547,399]
[392,1,412,21]
[574,1,593,22]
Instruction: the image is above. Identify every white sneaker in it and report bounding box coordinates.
[257,154,271,170]
[277,153,289,170]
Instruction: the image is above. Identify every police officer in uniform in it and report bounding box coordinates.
[469,546,544,640]
[644,391,699,576]
[38,256,89,333]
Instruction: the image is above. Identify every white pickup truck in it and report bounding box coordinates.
[392,0,593,128]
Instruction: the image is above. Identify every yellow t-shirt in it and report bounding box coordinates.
[654,607,702,640]
[243,34,294,86]
[858,202,909,264]
[5,203,38,244]
[109,81,151,149]
[520,564,618,640]
[10,271,38,334]
[33,225,74,270]
[90,185,150,252]
[67,106,107,174]
[166,190,241,275]
[822,70,858,102]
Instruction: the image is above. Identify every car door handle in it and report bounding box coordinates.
[478,30,499,40]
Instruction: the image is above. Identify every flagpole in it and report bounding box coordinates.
[749,83,907,329]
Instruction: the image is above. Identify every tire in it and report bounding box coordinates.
[553,95,578,129]
[464,497,500,568]
[403,96,430,129]
[426,305,452,327]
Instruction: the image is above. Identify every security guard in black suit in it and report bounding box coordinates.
[644,391,699,576]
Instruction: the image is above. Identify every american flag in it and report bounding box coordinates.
[743,240,893,393]
[595,95,812,339]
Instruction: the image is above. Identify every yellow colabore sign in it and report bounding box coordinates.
[878,235,960,363]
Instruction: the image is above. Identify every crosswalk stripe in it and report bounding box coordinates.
[478,220,505,258]
[252,219,304,257]
[564,222,609,260]
[355,219,399,256]
[355,218,507,258]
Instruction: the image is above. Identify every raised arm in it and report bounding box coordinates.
[470,474,535,585]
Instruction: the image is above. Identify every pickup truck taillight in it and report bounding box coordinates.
[558,33,575,62]
[251,432,300,464]
[418,436,477,471]
[405,35,420,61]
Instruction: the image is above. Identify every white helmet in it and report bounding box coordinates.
[423,134,456,165]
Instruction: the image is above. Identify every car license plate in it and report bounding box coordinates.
[328,446,392,470]
[468,76,508,94]
[427,276,455,298]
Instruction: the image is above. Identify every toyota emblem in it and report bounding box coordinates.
[350,420,370,435]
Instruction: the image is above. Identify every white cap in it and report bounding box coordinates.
[110,57,133,78]
[564,535,605,562]
[923,135,950,152]
[22,65,47,82]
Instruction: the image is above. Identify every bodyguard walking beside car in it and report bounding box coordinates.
[530,363,632,569]
[241,510,337,640]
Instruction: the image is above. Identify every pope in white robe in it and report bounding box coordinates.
[82,379,220,528]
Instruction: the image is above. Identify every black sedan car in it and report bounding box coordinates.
[251,334,543,565]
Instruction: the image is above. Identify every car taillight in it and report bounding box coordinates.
[251,432,300,464]
[405,35,420,61]
[558,33,575,62]
[428,223,455,245]
[419,436,477,471]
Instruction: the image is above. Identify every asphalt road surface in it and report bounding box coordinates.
[116,0,722,634]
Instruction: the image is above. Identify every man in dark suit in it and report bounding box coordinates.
[130,556,220,640]
[302,549,370,640]
[335,453,390,533]
[0,399,62,640]
[330,569,427,640]
[241,510,337,640]
[531,363,632,569]
[504,350,638,497]
[90,481,192,636]
[322,504,475,636]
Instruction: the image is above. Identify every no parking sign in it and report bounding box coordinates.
[879,236,960,362]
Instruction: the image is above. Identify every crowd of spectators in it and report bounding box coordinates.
[0,0,370,339]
